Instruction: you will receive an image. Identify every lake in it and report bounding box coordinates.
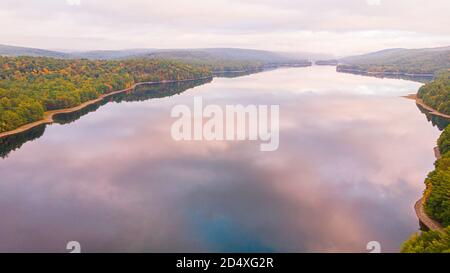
[0,66,445,252]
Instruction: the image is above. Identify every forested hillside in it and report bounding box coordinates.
[402,125,450,252]
[336,46,450,75]
[423,126,450,227]
[417,71,450,115]
[0,44,71,58]
[401,227,450,252]
[401,74,450,253]
[0,56,211,133]
[0,44,317,68]
[140,48,312,72]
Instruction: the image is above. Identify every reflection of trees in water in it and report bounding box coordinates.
[419,220,430,232]
[0,78,211,158]
[54,78,212,124]
[337,70,432,83]
[213,69,266,78]
[416,104,450,131]
[120,78,212,102]
[53,101,105,125]
[0,124,46,158]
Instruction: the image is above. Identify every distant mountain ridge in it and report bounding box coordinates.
[0,44,71,58]
[339,46,450,64]
[0,44,330,63]
[335,46,450,75]
[143,48,316,65]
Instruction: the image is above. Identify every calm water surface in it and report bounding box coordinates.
[0,66,443,252]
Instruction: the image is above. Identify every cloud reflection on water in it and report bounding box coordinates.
[0,67,440,252]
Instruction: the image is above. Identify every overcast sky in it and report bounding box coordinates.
[0,0,449,56]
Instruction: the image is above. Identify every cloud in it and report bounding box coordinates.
[0,0,449,54]
[366,0,381,6]
[66,0,81,6]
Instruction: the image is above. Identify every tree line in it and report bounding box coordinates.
[0,56,211,133]
[401,125,450,252]
[401,72,450,253]
[337,48,450,75]
[417,70,450,115]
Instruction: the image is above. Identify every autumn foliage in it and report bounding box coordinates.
[0,56,211,133]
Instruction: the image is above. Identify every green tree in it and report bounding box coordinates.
[401,227,450,253]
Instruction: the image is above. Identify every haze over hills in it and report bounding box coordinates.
[4,43,448,75]
[0,44,71,59]
[340,46,450,65]
[145,48,308,63]
[69,49,158,60]
[0,44,331,64]
[335,46,450,75]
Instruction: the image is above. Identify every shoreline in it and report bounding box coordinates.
[403,93,448,232]
[415,134,444,232]
[414,198,444,232]
[413,144,445,232]
[0,76,212,139]
[403,93,450,120]
[337,67,435,78]
[0,64,306,140]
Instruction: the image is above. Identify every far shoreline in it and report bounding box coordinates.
[0,76,212,139]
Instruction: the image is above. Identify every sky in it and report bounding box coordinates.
[0,0,449,56]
